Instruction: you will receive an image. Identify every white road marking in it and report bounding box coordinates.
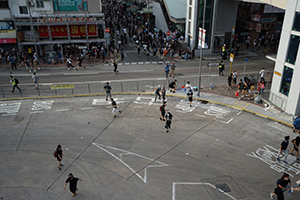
[2,113,17,116]
[30,111,44,114]
[131,62,137,65]
[172,182,237,200]
[81,107,94,110]
[237,111,242,115]
[118,63,123,66]
[138,62,144,65]
[176,110,186,113]
[31,101,53,113]
[0,102,21,116]
[158,61,164,64]
[63,72,98,76]
[92,143,168,183]
[247,144,300,177]
[195,114,206,118]
[56,109,69,112]
[145,62,150,64]
[152,61,157,64]
[92,98,124,106]
[215,118,233,124]
[125,63,130,65]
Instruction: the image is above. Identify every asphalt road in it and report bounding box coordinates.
[0,55,275,85]
[0,95,299,200]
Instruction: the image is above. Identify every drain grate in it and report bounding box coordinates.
[215,183,231,193]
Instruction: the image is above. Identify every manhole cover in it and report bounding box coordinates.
[215,183,231,193]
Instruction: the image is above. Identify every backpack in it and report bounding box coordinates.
[159,106,162,111]
[15,78,19,84]
[54,150,57,158]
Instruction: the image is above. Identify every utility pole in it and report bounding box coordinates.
[197,0,206,97]
[27,0,39,62]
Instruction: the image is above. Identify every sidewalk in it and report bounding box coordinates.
[169,90,294,128]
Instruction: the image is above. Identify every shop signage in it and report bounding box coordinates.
[39,25,97,37]
[0,39,17,44]
[51,84,74,89]
[37,17,96,23]
[0,30,16,39]
[264,5,285,14]
[198,28,206,48]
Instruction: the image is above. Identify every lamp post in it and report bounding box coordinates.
[197,0,206,97]
[26,0,39,62]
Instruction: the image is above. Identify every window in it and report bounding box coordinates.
[189,0,192,5]
[19,6,28,14]
[280,66,293,97]
[293,12,300,31]
[0,0,9,8]
[286,35,300,65]
[189,7,192,20]
[36,0,44,8]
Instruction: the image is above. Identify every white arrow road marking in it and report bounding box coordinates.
[92,143,168,183]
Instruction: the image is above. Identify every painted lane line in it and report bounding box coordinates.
[138,62,144,65]
[81,107,94,110]
[92,143,168,183]
[2,113,17,116]
[63,72,99,76]
[172,182,237,200]
[30,111,44,114]
[215,118,233,124]
[176,110,187,113]
[145,62,150,64]
[125,63,130,65]
[158,61,164,64]
[195,114,206,118]
[118,63,123,65]
[131,62,137,65]
[152,61,157,64]
[237,111,242,115]
[56,109,70,112]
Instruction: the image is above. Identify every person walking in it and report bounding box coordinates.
[111,98,121,118]
[161,85,166,101]
[103,82,112,101]
[160,101,168,121]
[290,133,300,161]
[169,79,177,93]
[258,78,265,95]
[25,59,31,73]
[164,63,170,79]
[112,59,118,75]
[227,73,233,90]
[187,89,193,107]
[66,57,74,70]
[56,144,64,170]
[165,112,173,133]
[10,55,17,70]
[64,173,82,197]
[232,70,238,87]
[152,85,161,102]
[169,62,176,78]
[259,67,266,82]
[10,75,21,93]
[218,61,224,76]
[277,136,290,163]
[185,81,192,94]
[137,45,141,57]
[31,72,39,90]
[76,56,85,70]
[270,173,292,200]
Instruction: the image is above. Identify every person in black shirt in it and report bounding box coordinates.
[112,59,118,75]
[160,101,168,121]
[270,173,291,200]
[56,144,64,171]
[76,56,85,70]
[111,98,121,118]
[227,73,233,90]
[290,133,300,160]
[64,173,82,197]
[169,80,177,93]
[277,136,289,163]
[165,112,173,133]
[187,89,193,107]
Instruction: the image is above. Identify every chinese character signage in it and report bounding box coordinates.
[0,30,16,39]
[37,17,96,23]
[39,25,97,37]
[57,0,87,11]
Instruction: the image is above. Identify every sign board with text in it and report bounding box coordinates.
[198,28,206,48]
[0,30,16,39]
[39,25,97,37]
[51,84,74,89]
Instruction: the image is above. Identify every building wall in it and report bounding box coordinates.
[0,10,11,21]
[87,0,101,13]
[153,1,168,33]
[215,0,238,34]
[270,0,300,115]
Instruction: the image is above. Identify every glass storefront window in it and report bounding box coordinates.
[198,0,212,48]
[293,12,300,31]
[280,66,293,96]
[286,35,300,65]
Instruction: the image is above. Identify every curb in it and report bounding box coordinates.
[0,91,293,128]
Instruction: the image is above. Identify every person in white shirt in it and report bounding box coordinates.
[185,81,191,94]
[259,67,265,82]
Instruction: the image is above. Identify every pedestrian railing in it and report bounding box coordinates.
[269,91,288,112]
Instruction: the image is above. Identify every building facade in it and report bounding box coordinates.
[5,0,105,56]
[270,0,300,116]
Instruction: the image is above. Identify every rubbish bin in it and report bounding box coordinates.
[46,52,58,65]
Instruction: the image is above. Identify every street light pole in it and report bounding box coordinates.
[197,0,206,97]
[27,0,39,62]
[147,0,150,30]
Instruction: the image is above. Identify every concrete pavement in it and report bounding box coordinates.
[0,93,299,199]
